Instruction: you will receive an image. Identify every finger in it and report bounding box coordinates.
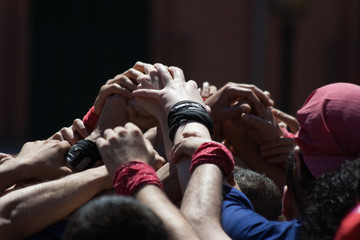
[58,140,71,151]
[72,119,90,139]
[202,82,210,98]
[226,87,263,114]
[137,75,157,89]
[103,128,116,140]
[260,145,294,158]
[264,90,271,98]
[187,79,199,90]
[101,84,134,100]
[168,66,185,81]
[209,85,217,96]
[107,74,138,91]
[219,103,251,121]
[154,63,173,86]
[240,112,268,130]
[96,137,110,153]
[49,132,64,141]
[170,141,184,164]
[133,61,156,74]
[132,88,162,101]
[153,154,167,170]
[271,108,299,133]
[260,138,295,151]
[243,84,274,106]
[60,127,79,145]
[124,122,142,134]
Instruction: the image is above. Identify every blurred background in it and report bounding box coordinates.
[1,0,359,153]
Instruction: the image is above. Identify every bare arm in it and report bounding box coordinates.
[0,140,72,194]
[181,164,231,240]
[136,184,199,240]
[0,166,112,240]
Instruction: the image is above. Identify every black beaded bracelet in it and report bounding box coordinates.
[168,100,213,142]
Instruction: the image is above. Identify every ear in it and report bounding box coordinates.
[282,185,293,220]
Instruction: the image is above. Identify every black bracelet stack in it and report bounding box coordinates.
[168,100,214,142]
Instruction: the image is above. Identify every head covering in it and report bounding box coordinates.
[295,82,360,178]
[334,203,360,240]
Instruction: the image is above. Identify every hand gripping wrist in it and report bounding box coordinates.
[113,161,163,196]
[190,142,235,177]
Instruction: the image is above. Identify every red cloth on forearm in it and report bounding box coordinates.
[82,106,99,132]
[113,161,163,196]
[190,142,235,177]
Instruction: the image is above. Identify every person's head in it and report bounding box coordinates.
[295,82,360,179]
[234,166,282,220]
[283,82,360,220]
[63,195,167,240]
[299,158,360,240]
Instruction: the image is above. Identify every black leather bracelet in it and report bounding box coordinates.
[168,100,213,142]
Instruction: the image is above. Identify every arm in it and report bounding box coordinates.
[172,138,233,240]
[0,140,71,194]
[96,122,199,240]
[0,166,112,240]
[182,164,231,240]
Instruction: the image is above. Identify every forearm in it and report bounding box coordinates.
[181,164,231,240]
[0,159,37,193]
[0,166,111,240]
[174,122,212,192]
[156,162,182,205]
[135,185,199,240]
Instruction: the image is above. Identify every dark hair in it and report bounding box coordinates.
[299,159,360,240]
[63,195,167,240]
[234,166,282,220]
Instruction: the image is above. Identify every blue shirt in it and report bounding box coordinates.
[222,185,300,240]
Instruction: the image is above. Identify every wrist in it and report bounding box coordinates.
[113,161,163,196]
[83,166,113,191]
[168,100,213,142]
[190,142,234,177]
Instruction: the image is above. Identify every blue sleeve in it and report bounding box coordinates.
[221,185,300,240]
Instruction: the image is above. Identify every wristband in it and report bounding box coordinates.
[190,142,235,177]
[113,161,163,196]
[64,139,102,171]
[82,106,99,132]
[168,101,213,142]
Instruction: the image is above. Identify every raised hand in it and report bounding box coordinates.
[96,122,159,178]
[205,82,274,125]
[15,140,72,180]
[133,63,205,117]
